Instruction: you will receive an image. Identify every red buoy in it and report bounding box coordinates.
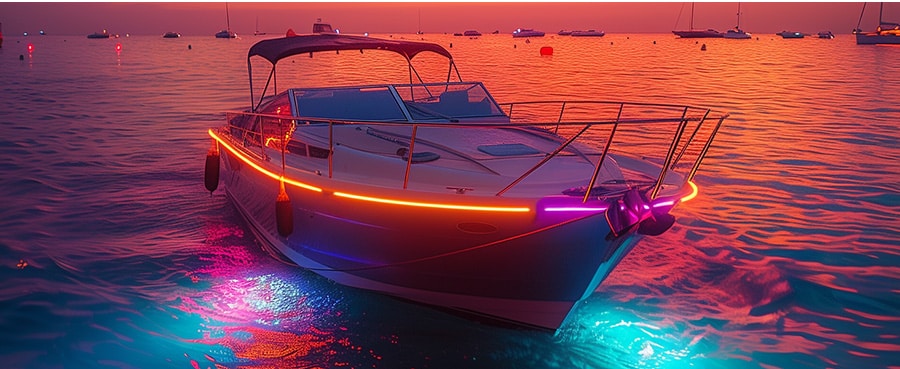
[204,140,219,193]
[275,179,294,237]
[540,46,553,56]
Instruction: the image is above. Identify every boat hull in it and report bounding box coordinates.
[672,30,723,38]
[856,32,900,44]
[724,30,752,39]
[219,147,644,330]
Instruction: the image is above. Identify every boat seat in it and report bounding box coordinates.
[427,90,494,117]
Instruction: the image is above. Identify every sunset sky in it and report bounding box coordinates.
[0,2,890,37]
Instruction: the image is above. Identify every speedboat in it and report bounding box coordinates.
[163,31,181,38]
[777,31,805,39]
[204,33,728,331]
[570,30,606,37]
[817,31,835,39]
[512,28,545,37]
[87,29,110,39]
[463,30,482,37]
[313,19,338,34]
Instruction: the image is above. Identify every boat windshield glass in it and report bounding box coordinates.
[292,87,407,122]
[395,83,506,120]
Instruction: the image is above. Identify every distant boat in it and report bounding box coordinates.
[463,30,482,37]
[817,31,835,39]
[570,30,605,37]
[87,29,111,39]
[416,9,424,34]
[163,32,181,38]
[855,2,900,45]
[512,28,545,37]
[254,17,267,36]
[313,19,338,34]
[723,2,752,39]
[673,3,724,38]
[777,31,805,39]
[215,30,237,38]
[215,2,237,38]
[557,30,572,36]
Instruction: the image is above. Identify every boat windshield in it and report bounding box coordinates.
[288,83,507,122]
[395,83,506,120]
[292,86,407,122]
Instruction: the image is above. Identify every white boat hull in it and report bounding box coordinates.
[219,146,644,330]
[207,34,728,331]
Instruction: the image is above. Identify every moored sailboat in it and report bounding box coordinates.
[215,2,237,38]
[724,2,752,39]
[673,3,724,38]
[855,2,900,45]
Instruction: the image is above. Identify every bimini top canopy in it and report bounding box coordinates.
[248,33,454,65]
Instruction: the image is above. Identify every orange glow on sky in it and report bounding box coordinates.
[0,2,886,36]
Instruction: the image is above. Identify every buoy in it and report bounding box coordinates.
[540,46,553,56]
[449,42,453,48]
[275,179,294,237]
[204,139,219,193]
[188,44,192,50]
[700,43,707,51]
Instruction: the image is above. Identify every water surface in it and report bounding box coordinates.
[1,33,898,369]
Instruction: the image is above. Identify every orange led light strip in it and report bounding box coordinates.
[680,181,699,203]
[333,191,531,212]
[209,129,531,213]
[209,129,322,192]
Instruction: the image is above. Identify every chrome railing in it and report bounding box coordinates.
[222,101,727,200]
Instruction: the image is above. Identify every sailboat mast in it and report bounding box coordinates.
[225,2,232,31]
[737,2,742,29]
[690,2,695,30]
[879,2,884,25]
